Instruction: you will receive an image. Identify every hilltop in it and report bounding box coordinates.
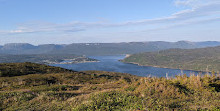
[122,46,220,72]
[0,62,74,77]
[0,62,219,110]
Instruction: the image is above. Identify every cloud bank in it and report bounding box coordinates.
[0,0,220,44]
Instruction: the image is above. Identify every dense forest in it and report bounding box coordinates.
[122,46,220,72]
[0,63,219,110]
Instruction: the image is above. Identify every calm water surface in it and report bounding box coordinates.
[51,55,204,77]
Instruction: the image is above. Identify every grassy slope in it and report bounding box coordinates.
[0,63,219,110]
[122,46,220,72]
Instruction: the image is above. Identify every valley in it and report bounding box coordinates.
[51,55,204,77]
[1,0,220,110]
[0,42,220,110]
[0,63,219,110]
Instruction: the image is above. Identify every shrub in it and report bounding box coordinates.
[74,91,144,111]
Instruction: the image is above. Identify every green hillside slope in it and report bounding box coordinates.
[122,46,220,72]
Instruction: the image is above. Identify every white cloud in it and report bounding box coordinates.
[0,0,220,36]
[174,0,204,7]
[174,0,220,7]
[0,21,86,34]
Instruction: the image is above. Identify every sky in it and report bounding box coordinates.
[0,0,220,45]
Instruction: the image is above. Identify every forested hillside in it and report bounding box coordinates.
[122,46,220,72]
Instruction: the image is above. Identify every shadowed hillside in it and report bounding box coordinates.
[0,62,73,77]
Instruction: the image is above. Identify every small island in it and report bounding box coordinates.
[43,56,99,64]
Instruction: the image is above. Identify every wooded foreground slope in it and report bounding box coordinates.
[123,46,220,72]
[0,63,220,110]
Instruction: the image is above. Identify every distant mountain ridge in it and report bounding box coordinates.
[1,41,220,55]
[0,43,64,54]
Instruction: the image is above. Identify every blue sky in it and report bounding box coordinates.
[0,0,220,45]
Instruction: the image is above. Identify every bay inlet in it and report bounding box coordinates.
[51,55,205,77]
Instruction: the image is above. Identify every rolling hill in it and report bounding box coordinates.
[122,46,220,72]
[0,43,64,54]
[1,41,220,55]
[0,62,74,77]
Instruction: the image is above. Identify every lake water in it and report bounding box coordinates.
[51,55,204,77]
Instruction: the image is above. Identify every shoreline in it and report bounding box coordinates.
[122,61,209,73]
[47,60,99,64]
